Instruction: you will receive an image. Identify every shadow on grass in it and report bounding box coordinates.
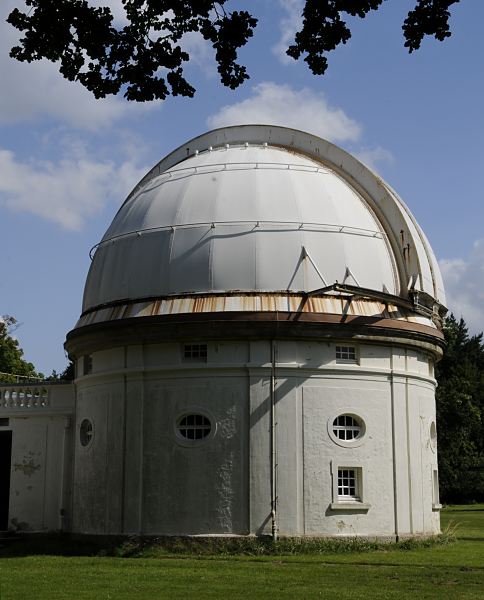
[0,534,112,558]
[0,532,456,560]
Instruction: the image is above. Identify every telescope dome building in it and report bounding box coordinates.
[64,125,446,538]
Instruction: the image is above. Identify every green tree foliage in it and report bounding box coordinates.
[436,315,484,503]
[7,1,257,101]
[0,315,41,383]
[45,360,75,382]
[7,0,462,102]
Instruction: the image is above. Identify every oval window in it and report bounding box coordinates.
[332,414,364,441]
[177,414,211,441]
[80,419,94,447]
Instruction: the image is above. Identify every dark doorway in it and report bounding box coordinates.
[0,431,12,530]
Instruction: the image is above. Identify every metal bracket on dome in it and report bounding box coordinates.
[301,246,328,287]
[409,289,447,323]
[342,267,361,288]
[306,282,446,325]
[306,282,413,309]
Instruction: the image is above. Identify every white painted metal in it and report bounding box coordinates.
[82,126,446,316]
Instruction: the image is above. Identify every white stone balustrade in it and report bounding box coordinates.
[0,386,49,408]
[0,383,74,414]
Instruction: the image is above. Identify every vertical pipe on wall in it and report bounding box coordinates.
[120,346,128,533]
[390,350,399,541]
[270,340,278,541]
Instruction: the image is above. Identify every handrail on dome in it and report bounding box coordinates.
[88,221,385,261]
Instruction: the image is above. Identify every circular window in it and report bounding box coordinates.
[177,414,211,441]
[80,419,94,447]
[430,421,437,452]
[332,414,363,441]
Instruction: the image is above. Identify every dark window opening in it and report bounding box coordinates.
[183,344,207,360]
[80,419,94,447]
[0,431,13,530]
[83,355,93,376]
[177,414,211,441]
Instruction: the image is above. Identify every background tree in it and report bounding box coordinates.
[0,315,42,383]
[436,315,484,503]
[7,0,462,102]
[45,360,75,382]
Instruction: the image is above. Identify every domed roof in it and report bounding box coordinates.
[82,125,446,319]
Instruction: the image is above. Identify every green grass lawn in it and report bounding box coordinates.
[1,506,483,599]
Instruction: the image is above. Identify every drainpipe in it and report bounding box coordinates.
[270,340,278,541]
[390,352,399,541]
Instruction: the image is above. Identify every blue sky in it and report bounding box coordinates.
[1,0,483,375]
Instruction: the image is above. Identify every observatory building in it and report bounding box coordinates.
[1,125,446,539]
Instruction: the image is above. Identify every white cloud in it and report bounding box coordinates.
[440,239,484,334]
[355,146,395,171]
[182,31,216,78]
[0,1,154,129]
[207,82,362,143]
[272,0,303,64]
[0,146,147,230]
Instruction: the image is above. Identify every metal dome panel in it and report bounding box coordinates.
[81,126,445,317]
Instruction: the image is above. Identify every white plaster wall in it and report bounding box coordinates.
[248,372,271,535]
[301,380,394,536]
[72,380,125,534]
[7,415,71,532]
[0,384,74,532]
[141,376,248,534]
[71,339,440,537]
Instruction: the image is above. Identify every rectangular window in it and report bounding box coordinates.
[83,355,93,376]
[183,344,208,361]
[338,468,359,501]
[330,463,370,511]
[0,418,9,427]
[336,345,357,363]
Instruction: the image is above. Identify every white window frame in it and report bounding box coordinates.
[174,409,216,447]
[332,414,363,442]
[335,345,357,364]
[327,411,367,449]
[337,467,359,500]
[79,418,94,448]
[176,413,211,441]
[330,461,371,511]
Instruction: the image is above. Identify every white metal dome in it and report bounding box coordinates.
[82,125,446,317]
